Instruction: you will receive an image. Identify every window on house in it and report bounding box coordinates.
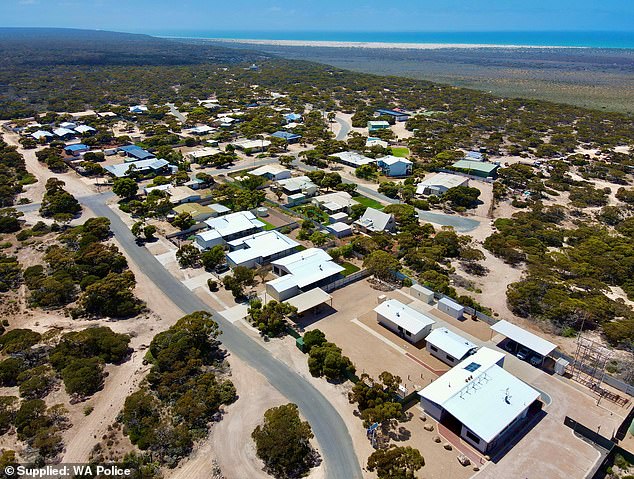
[405,331,411,337]
[465,430,480,444]
[430,345,438,352]
[446,354,455,361]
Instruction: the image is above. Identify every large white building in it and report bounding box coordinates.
[416,173,469,196]
[226,230,299,269]
[194,211,265,250]
[266,248,344,301]
[374,299,435,343]
[418,347,541,454]
[425,327,478,366]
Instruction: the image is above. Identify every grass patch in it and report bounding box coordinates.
[258,218,276,231]
[354,195,385,210]
[341,262,360,277]
[390,147,410,158]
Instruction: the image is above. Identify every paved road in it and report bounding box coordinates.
[167,103,187,123]
[335,116,352,141]
[83,195,363,479]
[416,210,480,233]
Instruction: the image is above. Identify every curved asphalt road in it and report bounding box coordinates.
[335,116,352,141]
[83,195,363,479]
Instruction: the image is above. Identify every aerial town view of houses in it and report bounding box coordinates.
[0,22,633,479]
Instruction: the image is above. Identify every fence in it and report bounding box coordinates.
[435,168,495,184]
[322,269,371,293]
[564,416,634,479]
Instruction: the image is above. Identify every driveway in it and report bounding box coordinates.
[83,195,363,479]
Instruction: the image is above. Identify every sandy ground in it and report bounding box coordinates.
[61,235,185,463]
[172,353,325,479]
[2,129,100,204]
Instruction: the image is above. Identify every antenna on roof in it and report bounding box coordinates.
[504,388,512,404]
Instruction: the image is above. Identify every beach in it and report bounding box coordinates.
[203,38,574,50]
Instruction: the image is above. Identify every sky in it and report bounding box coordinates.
[2,0,633,33]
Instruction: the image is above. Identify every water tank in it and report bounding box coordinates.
[256,207,269,217]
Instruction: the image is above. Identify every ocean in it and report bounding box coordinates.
[152,30,634,49]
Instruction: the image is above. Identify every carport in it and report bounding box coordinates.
[491,320,557,366]
[287,288,332,315]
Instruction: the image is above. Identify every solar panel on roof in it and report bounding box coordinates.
[464,362,481,372]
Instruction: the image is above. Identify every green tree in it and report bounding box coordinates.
[61,358,104,397]
[308,342,356,381]
[252,403,316,479]
[222,266,255,299]
[176,244,201,268]
[112,177,139,199]
[363,250,400,281]
[248,300,297,337]
[201,245,225,271]
[79,271,143,318]
[367,446,425,479]
[172,212,196,230]
[302,329,327,352]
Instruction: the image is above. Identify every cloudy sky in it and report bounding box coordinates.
[3,0,633,33]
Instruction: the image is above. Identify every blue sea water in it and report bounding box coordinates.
[155,30,634,49]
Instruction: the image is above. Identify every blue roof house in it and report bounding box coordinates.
[64,144,90,156]
[271,131,302,144]
[375,109,410,122]
[118,145,155,161]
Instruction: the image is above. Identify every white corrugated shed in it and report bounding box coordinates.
[490,320,557,357]
[425,327,477,361]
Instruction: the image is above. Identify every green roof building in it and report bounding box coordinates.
[451,160,499,178]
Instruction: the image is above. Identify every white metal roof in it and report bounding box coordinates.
[419,348,505,410]
[232,139,271,149]
[203,211,264,238]
[74,125,96,134]
[327,222,351,233]
[425,327,477,360]
[416,173,468,194]
[490,320,557,357]
[286,288,331,314]
[420,348,540,443]
[313,192,358,209]
[439,297,464,312]
[227,230,298,265]
[53,127,75,137]
[250,164,291,177]
[331,151,377,166]
[277,176,317,192]
[355,207,393,232]
[104,158,169,178]
[374,299,436,335]
[268,248,344,294]
[188,147,222,159]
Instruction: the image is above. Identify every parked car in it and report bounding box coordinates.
[529,354,543,367]
[504,341,517,353]
[215,263,229,274]
[516,347,530,361]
